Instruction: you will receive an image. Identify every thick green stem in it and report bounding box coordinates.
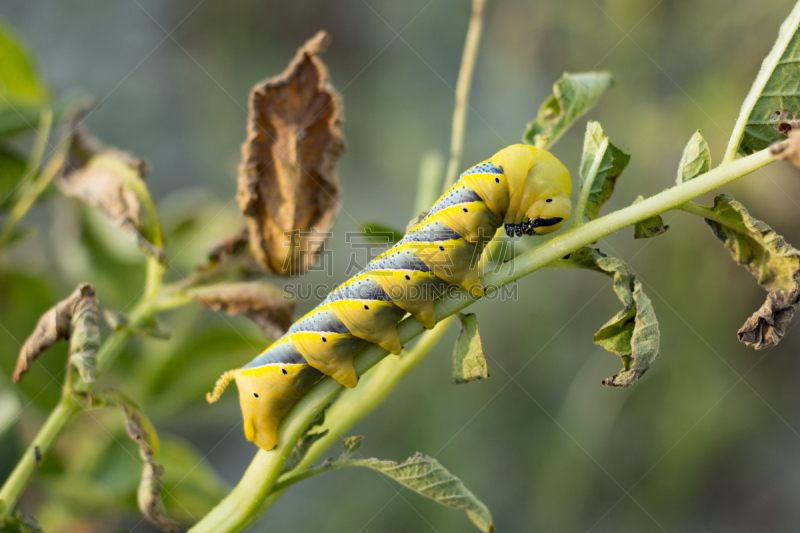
[190,147,777,533]
[572,136,608,228]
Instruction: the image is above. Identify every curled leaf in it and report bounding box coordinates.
[704,195,800,348]
[577,121,630,223]
[350,453,494,532]
[558,248,659,387]
[676,130,712,184]
[452,312,490,384]
[13,283,95,383]
[238,30,344,275]
[770,129,800,167]
[2,511,44,533]
[91,391,179,533]
[632,196,668,239]
[192,282,295,340]
[523,71,613,150]
[55,126,165,263]
[68,284,100,385]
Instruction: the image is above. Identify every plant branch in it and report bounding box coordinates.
[442,0,487,191]
[189,146,778,533]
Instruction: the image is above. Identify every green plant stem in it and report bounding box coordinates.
[0,134,68,249]
[678,201,749,234]
[572,136,608,228]
[442,0,487,191]
[190,146,777,533]
[0,396,78,520]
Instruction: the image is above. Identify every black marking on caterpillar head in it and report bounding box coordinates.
[531,216,564,228]
[254,392,260,398]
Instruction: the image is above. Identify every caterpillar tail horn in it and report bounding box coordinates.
[206,369,240,403]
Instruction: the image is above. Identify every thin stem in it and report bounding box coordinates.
[190,147,777,533]
[678,201,749,233]
[414,151,444,216]
[572,136,608,228]
[0,132,68,249]
[442,0,487,191]
[0,397,78,520]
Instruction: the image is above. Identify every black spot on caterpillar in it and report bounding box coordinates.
[207,144,572,451]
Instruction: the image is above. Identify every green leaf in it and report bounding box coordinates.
[676,131,712,184]
[358,222,403,245]
[340,435,365,460]
[632,196,669,239]
[0,17,47,107]
[557,248,660,387]
[523,71,614,150]
[703,195,800,348]
[0,145,26,210]
[725,3,800,159]
[577,121,630,223]
[452,312,490,384]
[350,453,494,532]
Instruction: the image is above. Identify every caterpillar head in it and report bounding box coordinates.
[492,144,571,236]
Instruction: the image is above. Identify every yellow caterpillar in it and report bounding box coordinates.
[208,144,571,451]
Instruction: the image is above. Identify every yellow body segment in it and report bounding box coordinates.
[406,239,484,297]
[289,331,366,388]
[234,363,319,451]
[368,269,447,329]
[327,299,406,354]
[425,201,500,244]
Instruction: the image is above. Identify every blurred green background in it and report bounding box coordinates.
[3,0,800,531]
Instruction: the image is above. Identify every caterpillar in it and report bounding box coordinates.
[207,144,571,451]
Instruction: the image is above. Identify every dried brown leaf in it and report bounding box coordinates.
[238,30,345,275]
[13,283,95,383]
[68,285,99,385]
[770,130,800,167]
[56,126,166,263]
[193,282,295,339]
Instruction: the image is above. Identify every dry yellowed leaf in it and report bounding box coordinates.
[238,30,344,275]
[56,126,166,263]
[13,283,96,383]
[192,282,295,340]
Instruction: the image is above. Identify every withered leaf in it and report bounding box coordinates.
[703,195,800,348]
[192,282,295,340]
[68,285,100,385]
[91,391,179,533]
[238,30,344,275]
[13,283,96,383]
[557,248,660,387]
[197,228,262,281]
[55,126,166,263]
[770,130,800,167]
